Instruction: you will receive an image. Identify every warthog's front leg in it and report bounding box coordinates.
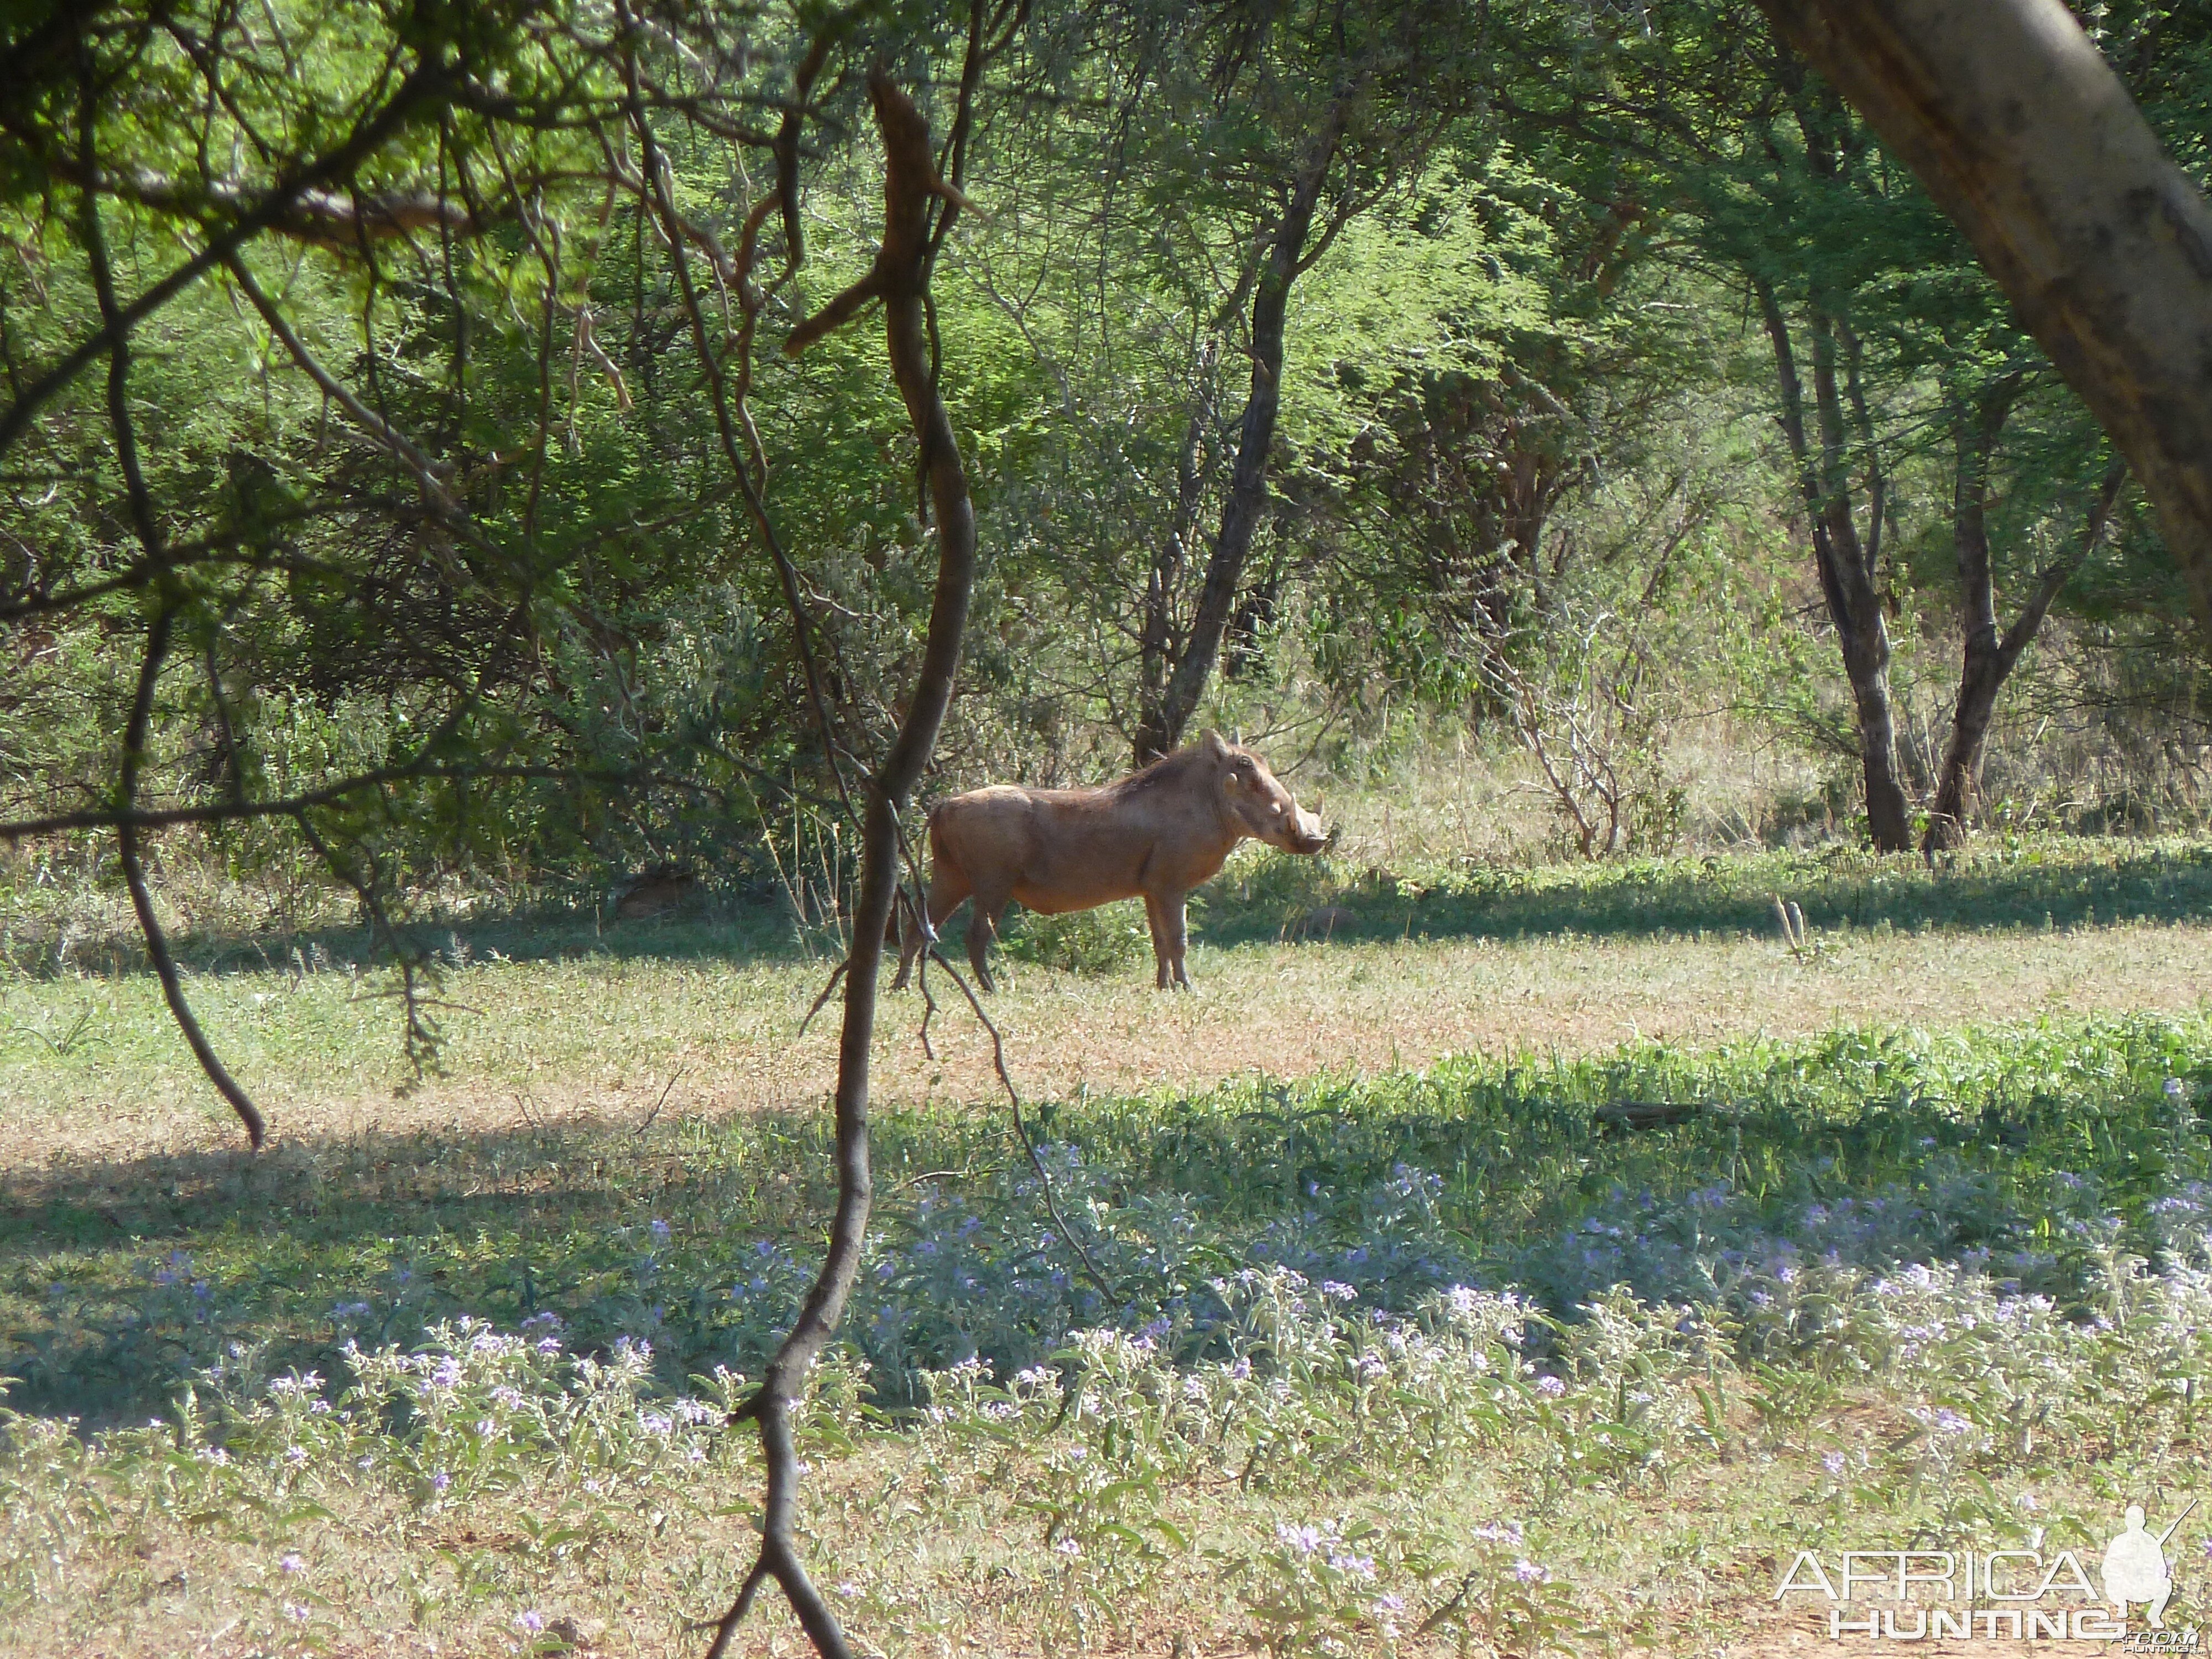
[891,862,972,991]
[967,883,1009,993]
[1142,893,1171,989]
[1161,890,1192,990]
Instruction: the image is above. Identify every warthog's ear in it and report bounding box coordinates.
[1200,728,1228,759]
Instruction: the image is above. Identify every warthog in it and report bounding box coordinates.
[891,730,1326,992]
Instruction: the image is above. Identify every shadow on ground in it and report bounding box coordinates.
[8,1008,2208,1430]
[10,839,2211,987]
[1201,839,2212,948]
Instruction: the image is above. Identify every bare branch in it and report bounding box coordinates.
[42,152,479,243]
[0,761,645,839]
[220,251,457,501]
[925,943,1120,1304]
[116,611,269,1150]
[79,72,267,1148]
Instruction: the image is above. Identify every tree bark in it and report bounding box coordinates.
[1138,361,1214,747]
[1756,0,2212,640]
[1924,419,2125,854]
[1925,375,2018,853]
[1133,100,1349,765]
[1755,280,1915,852]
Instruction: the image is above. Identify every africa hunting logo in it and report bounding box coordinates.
[1773,1499,2199,1645]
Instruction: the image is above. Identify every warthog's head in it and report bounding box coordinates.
[1204,729,1328,855]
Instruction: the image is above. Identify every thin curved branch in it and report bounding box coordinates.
[79,72,266,1148]
[41,153,479,243]
[0,514,347,622]
[0,761,641,839]
[925,942,1119,1305]
[220,251,457,502]
[116,609,268,1149]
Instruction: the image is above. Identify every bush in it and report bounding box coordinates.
[1002,901,1151,975]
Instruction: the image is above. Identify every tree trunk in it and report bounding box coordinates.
[1924,377,2020,852]
[1755,279,1914,852]
[1138,364,1213,744]
[1924,641,2005,853]
[1926,436,2126,854]
[1133,101,1349,765]
[1756,0,2212,640]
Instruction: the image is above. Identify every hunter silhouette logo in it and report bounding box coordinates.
[2104,1500,2195,1631]
[1774,1497,2199,1642]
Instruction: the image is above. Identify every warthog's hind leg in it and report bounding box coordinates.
[891,862,972,990]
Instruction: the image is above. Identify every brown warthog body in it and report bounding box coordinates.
[891,730,1325,992]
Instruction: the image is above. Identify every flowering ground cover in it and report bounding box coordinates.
[3,1011,2210,1654]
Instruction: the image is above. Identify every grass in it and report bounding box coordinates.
[3,837,2211,1655]
[11,834,2211,975]
[2,837,2209,1167]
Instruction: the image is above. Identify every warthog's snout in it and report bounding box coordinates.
[1288,809,1328,855]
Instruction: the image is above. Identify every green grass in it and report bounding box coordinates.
[4,1014,2211,1656]
[7,835,2209,982]
[6,832,2205,1147]
[5,838,2211,1654]
[8,1014,2208,1427]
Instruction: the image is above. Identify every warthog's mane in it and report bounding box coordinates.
[1110,744,1218,797]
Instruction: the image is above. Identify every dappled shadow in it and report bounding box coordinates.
[1,1106,852,1428]
[9,1005,2209,1431]
[1199,842,2212,948]
[10,843,2210,990]
[2,895,827,984]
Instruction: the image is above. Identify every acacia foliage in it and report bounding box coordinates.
[2,0,2207,910]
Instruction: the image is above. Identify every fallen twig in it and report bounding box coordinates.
[634,1067,687,1135]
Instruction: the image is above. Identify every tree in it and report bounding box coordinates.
[1477,7,1929,847]
[1122,0,1479,764]
[1756,0,2212,641]
[648,44,997,1652]
[1923,371,2125,851]
[1,0,635,1142]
